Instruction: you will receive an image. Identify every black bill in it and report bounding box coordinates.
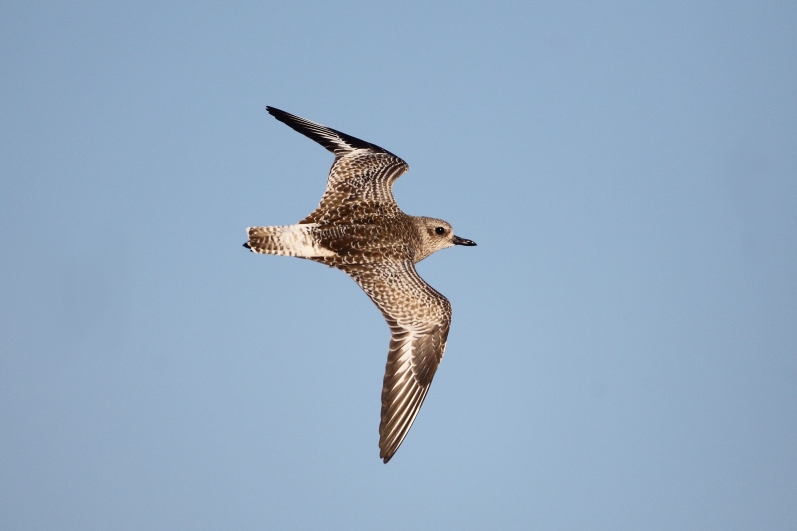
[453,235,477,246]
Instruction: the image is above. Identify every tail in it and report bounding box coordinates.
[243,224,335,258]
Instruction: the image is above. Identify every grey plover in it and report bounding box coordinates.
[245,107,476,463]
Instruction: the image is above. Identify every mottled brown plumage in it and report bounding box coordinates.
[245,107,476,463]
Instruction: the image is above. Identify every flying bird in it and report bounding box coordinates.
[245,107,476,463]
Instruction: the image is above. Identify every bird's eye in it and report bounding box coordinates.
[435,227,446,235]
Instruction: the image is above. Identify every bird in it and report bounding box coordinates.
[244,107,476,463]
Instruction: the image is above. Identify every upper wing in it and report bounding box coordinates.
[266,107,409,223]
[343,261,452,463]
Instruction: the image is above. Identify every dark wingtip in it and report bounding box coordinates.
[243,242,251,249]
[266,106,287,121]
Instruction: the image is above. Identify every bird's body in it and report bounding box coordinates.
[245,107,475,463]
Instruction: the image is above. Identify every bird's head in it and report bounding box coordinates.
[415,217,476,262]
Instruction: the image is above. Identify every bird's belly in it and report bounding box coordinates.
[312,223,413,266]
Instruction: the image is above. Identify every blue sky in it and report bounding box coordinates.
[2,2,796,529]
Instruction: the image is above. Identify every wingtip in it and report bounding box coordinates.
[265,106,308,130]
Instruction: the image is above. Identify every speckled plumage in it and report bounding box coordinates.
[245,107,476,463]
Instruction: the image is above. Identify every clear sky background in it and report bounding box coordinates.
[2,2,796,529]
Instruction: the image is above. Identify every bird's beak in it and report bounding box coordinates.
[453,235,477,246]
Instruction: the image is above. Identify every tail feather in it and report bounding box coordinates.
[244,224,335,258]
